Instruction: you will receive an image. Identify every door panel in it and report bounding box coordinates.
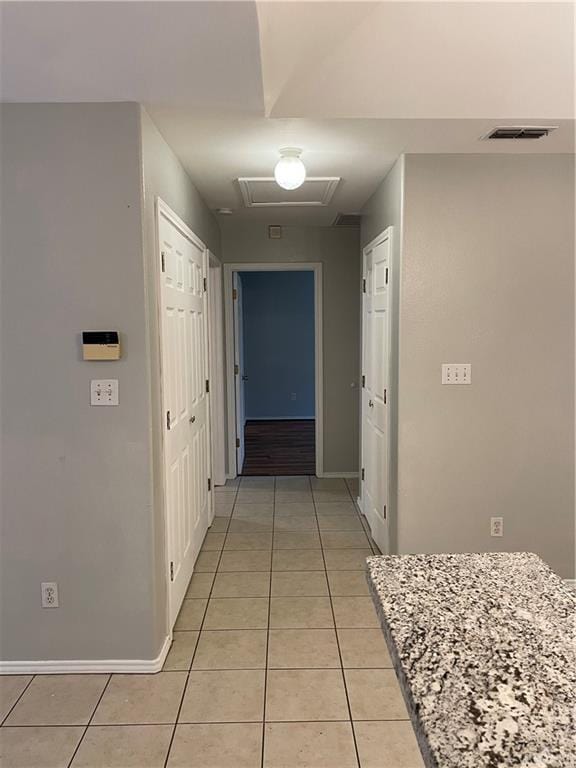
[158,205,210,629]
[361,231,392,553]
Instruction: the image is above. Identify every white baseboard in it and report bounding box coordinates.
[0,635,172,675]
[317,471,359,479]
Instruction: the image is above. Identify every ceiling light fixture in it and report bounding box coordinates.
[274,147,306,191]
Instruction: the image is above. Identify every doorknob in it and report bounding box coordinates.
[241,375,249,381]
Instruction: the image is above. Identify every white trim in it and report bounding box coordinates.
[237,177,340,208]
[0,635,172,676]
[208,251,227,488]
[319,471,359,479]
[564,579,576,589]
[224,262,323,478]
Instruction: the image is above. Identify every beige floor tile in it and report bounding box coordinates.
[233,502,274,517]
[0,676,32,722]
[194,550,220,572]
[315,502,358,515]
[273,515,318,532]
[201,532,226,551]
[218,550,272,572]
[0,726,83,768]
[236,490,275,504]
[71,725,173,768]
[310,478,348,491]
[241,476,275,488]
[209,517,230,533]
[266,669,348,721]
[275,476,310,490]
[338,629,392,668]
[168,723,262,768]
[204,597,269,629]
[328,571,370,596]
[354,721,424,767]
[272,549,325,571]
[229,516,274,533]
[224,532,273,550]
[321,531,370,549]
[215,497,235,517]
[271,571,328,597]
[212,571,270,598]
[270,597,334,629]
[186,571,215,598]
[317,515,364,531]
[180,670,265,722]
[332,597,380,628]
[345,669,408,720]
[268,629,340,669]
[274,502,315,516]
[346,478,360,493]
[5,675,108,726]
[216,478,240,491]
[274,491,313,503]
[273,532,321,550]
[174,599,207,630]
[323,548,372,570]
[163,631,199,671]
[92,672,186,725]
[264,721,358,768]
[313,490,352,503]
[193,630,267,669]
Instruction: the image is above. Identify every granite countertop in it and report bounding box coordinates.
[366,552,576,768]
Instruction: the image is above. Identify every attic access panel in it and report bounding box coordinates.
[238,177,340,207]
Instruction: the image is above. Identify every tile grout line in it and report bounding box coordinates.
[162,480,240,768]
[0,674,35,727]
[313,481,363,768]
[260,474,277,768]
[66,673,112,768]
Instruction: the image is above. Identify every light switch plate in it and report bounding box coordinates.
[442,364,471,385]
[90,379,119,406]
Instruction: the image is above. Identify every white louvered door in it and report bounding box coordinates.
[158,202,211,628]
[361,228,392,554]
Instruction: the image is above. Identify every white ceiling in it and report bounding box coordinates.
[2,1,574,224]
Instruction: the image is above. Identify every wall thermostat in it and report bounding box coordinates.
[82,331,121,361]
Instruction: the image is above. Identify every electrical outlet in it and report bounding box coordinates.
[490,517,504,537]
[290,393,297,401]
[442,364,472,385]
[41,582,59,608]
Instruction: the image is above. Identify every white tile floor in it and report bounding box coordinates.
[0,476,425,767]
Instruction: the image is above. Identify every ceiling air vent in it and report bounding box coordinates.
[483,126,557,141]
[333,213,362,227]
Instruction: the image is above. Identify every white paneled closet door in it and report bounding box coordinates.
[361,228,392,554]
[158,201,211,628]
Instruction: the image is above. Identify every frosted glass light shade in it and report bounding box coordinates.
[274,148,306,190]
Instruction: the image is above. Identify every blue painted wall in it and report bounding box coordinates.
[240,271,315,419]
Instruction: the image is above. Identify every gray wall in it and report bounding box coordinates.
[221,222,361,475]
[0,104,221,663]
[241,271,315,420]
[139,107,221,654]
[366,153,574,578]
[0,103,157,660]
[361,157,404,549]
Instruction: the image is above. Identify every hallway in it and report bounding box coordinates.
[0,477,424,767]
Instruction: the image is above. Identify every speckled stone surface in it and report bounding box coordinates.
[366,552,576,768]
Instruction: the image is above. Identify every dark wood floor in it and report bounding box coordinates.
[242,420,316,476]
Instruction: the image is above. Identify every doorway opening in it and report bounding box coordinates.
[224,263,323,477]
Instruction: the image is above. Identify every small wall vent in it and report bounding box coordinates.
[333,213,362,227]
[483,126,557,141]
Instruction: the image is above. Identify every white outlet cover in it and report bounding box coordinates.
[90,379,119,406]
[490,516,504,537]
[442,363,472,385]
[41,582,59,608]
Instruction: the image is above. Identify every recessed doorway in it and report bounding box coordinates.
[224,263,323,477]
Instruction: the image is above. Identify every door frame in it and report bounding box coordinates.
[207,251,227,489]
[223,262,324,478]
[155,197,213,630]
[359,226,394,552]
